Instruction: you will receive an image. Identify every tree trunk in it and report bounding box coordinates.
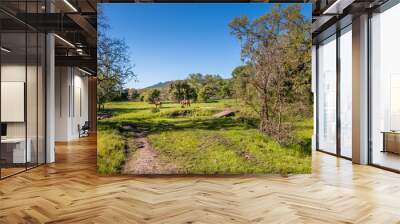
[259,94,269,133]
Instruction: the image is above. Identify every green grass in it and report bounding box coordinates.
[97,99,312,175]
[97,130,126,174]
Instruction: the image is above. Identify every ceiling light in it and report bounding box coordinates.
[76,49,84,55]
[1,47,11,53]
[323,0,341,14]
[54,34,75,48]
[63,0,78,12]
[322,0,354,15]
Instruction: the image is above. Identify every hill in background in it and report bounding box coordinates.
[143,81,172,90]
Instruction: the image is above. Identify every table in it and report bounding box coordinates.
[382,131,400,154]
[1,138,31,164]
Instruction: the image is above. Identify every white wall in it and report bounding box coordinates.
[1,63,46,164]
[1,65,41,137]
[1,82,25,122]
[72,72,89,138]
[1,65,26,139]
[55,66,69,141]
[55,67,89,141]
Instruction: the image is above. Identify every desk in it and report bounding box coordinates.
[1,138,31,164]
[382,131,400,154]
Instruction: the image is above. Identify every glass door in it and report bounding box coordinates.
[339,25,352,158]
[0,1,47,179]
[370,3,400,171]
[317,34,337,154]
[1,31,28,178]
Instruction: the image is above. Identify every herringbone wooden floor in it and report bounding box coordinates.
[1,135,400,224]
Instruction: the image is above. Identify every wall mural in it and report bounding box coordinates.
[96,3,313,175]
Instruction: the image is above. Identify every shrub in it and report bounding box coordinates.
[198,84,218,102]
[145,89,161,104]
[165,109,192,118]
[150,107,160,113]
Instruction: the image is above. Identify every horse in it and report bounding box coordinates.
[154,100,162,109]
[180,99,191,108]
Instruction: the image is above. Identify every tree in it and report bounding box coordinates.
[97,5,136,110]
[203,74,223,85]
[168,81,197,102]
[145,89,161,104]
[187,73,204,92]
[219,79,234,99]
[198,84,219,102]
[112,88,128,101]
[128,88,140,101]
[97,80,120,107]
[187,73,231,100]
[231,64,254,103]
[229,4,311,142]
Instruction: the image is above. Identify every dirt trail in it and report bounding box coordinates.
[122,133,179,175]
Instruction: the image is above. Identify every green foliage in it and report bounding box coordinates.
[198,84,218,102]
[97,79,120,109]
[149,128,311,174]
[109,89,129,102]
[136,73,235,104]
[185,73,233,101]
[145,89,161,104]
[168,80,197,102]
[187,73,204,91]
[97,99,312,175]
[229,5,312,141]
[219,79,234,98]
[128,88,140,101]
[231,65,252,100]
[96,5,312,175]
[160,108,221,118]
[97,130,126,174]
[150,107,160,113]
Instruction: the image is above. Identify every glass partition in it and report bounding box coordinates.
[1,31,28,177]
[370,3,400,171]
[317,34,337,154]
[339,25,352,158]
[0,2,46,179]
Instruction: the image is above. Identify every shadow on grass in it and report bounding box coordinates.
[287,138,312,157]
[106,117,257,134]
[98,112,312,156]
[99,103,197,116]
[99,107,150,116]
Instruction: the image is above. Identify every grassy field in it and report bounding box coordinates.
[97,99,312,175]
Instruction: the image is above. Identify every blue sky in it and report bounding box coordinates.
[101,3,311,89]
